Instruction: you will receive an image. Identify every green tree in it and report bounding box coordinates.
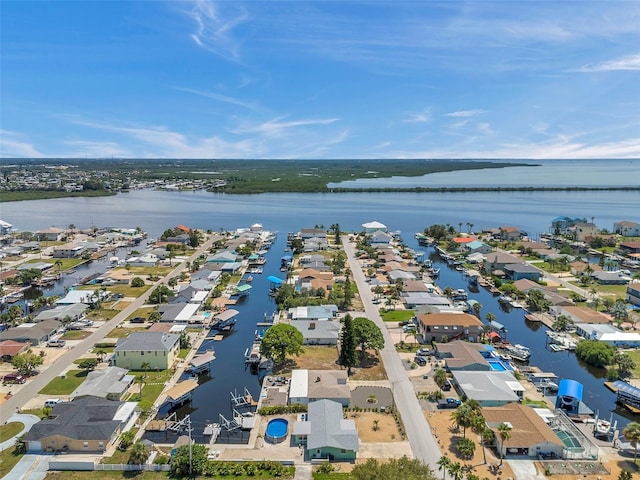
[434,368,448,389]
[552,314,573,332]
[448,461,464,480]
[330,223,342,245]
[575,339,615,368]
[16,269,43,286]
[149,284,172,304]
[352,316,385,360]
[78,358,98,372]
[456,437,476,460]
[170,443,208,476]
[623,422,640,462]
[148,310,161,323]
[485,312,496,323]
[351,456,436,480]
[130,277,145,287]
[12,350,44,375]
[260,323,304,366]
[618,470,633,480]
[118,430,135,451]
[141,362,151,373]
[526,289,551,312]
[128,441,149,465]
[615,352,636,377]
[498,422,512,466]
[339,314,358,375]
[472,302,482,318]
[450,404,475,439]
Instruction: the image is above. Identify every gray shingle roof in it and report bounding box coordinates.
[307,399,358,452]
[115,332,179,352]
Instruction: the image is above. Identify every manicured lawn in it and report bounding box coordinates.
[132,370,174,404]
[127,307,157,320]
[0,422,24,442]
[626,350,640,378]
[41,258,87,271]
[39,370,88,395]
[178,348,190,359]
[127,266,173,276]
[61,330,92,340]
[380,309,414,322]
[0,448,25,479]
[86,308,120,321]
[594,284,627,299]
[106,326,149,338]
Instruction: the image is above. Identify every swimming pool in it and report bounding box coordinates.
[265,418,288,444]
[488,360,507,371]
[203,312,211,318]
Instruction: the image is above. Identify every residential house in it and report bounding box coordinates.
[482,403,564,459]
[574,323,640,348]
[296,269,334,292]
[369,230,393,245]
[452,371,523,406]
[362,221,387,233]
[125,254,158,267]
[289,305,339,321]
[484,252,522,275]
[551,216,586,234]
[17,262,53,272]
[569,222,598,242]
[620,242,640,256]
[466,240,493,255]
[113,332,180,370]
[291,319,341,346]
[289,369,351,406]
[207,250,238,263]
[70,367,135,401]
[24,395,136,453]
[591,270,631,285]
[512,280,573,307]
[435,341,490,371]
[158,303,200,323]
[614,221,640,237]
[299,254,328,266]
[402,292,452,310]
[498,226,522,241]
[56,290,109,305]
[292,399,358,461]
[0,220,13,235]
[35,227,66,242]
[52,243,85,258]
[33,304,88,323]
[418,313,483,343]
[627,284,640,307]
[165,234,190,244]
[503,263,543,281]
[550,306,609,324]
[0,320,61,345]
[0,340,30,361]
[300,228,327,240]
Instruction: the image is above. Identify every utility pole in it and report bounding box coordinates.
[187,415,193,475]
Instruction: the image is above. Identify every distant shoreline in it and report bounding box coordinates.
[2,185,639,203]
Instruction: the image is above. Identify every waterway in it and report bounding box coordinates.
[2,162,639,439]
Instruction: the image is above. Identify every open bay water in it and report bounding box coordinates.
[2,160,639,437]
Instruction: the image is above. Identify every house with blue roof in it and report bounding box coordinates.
[465,240,492,254]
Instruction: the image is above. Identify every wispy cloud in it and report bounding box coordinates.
[229,117,339,137]
[404,108,432,124]
[62,140,130,158]
[174,86,259,110]
[0,130,44,157]
[576,53,640,72]
[183,0,248,61]
[445,109,486,118]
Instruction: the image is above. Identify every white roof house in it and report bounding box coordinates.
[362,221,387,232]
[57,290,110,305]
[574,323,640,347]
[452,371,523,406]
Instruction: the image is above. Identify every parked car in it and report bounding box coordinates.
[44,399,62,408]
[403,325,416,333]
[46,339,66,348]
[437,397,461,409]
[441,380,452,391]
[414,356,427,366]
[3,373,26,384]
[398,321,410,327]
[416,348,433,357]
[130,317,145,324]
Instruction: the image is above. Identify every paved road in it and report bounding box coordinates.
[342,237,441,467]
[0,236,218,424]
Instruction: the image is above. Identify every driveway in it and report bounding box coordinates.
[342,237,440,466]
[7,454,50,480]
[0,414,41,452]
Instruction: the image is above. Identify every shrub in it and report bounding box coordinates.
[131,277,145,287]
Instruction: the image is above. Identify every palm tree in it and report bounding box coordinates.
[623,422,640,461]
[486,312,496,323]
[141,362,151,373]
[128,441,149,465]
[448,461,464,480]
[498,422,512,466]
[437,455,451,480]
[96,349,106,362]
[451,404,475,439]
[472,302,482,318]
[54,259,63,273]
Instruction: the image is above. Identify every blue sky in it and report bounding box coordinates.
[1,1,639,159]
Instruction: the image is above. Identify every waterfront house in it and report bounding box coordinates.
[402,292,452,310]
[33,303,88,323]
[0,320,61,345]
[512,280,573,307]
[465,240,492,255]
[303,237,329,252]
[207,250,238,263]
[619,241,640,256]
[362,221,387,233]
[70,366,135,401]
[289,305,339,321]
[289,369,350,406]
[614,221,640,237]
[52,242,85,258]
[35,227,66,242]
[296,269,335,292]
[17,261,53,272]
[291,319,341,345]
[0,220,13,235]
[591,270,631,285]
[417,312,483,343]
[125,253,158,267]
[300,254,329,266]
[435,341,490,371]
[550,306,609,325]
[369,230,393,245]
[627,284,640,307]
[159,303,200,323]
[551,216,587,234]
[292,399,358,461]
[574,323,640,347]
[24,395,136,453]
[0,340,30,361]
[483,403,564,459]
[56,290,110,305]
[300,228,327,240]
[113,332,180,370]
[503,263,543,281]
[498,226,523,241]
[484,252,522,274]
[568,222,598,242]
[452,371,522,406]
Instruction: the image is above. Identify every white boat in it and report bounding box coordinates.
[595,419,612,436]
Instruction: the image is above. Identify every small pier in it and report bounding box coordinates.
[187,350,216,375]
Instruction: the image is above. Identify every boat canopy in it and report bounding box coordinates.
[558,379,583,401]
[236,284,252,293]
[613,380,640,401]
[267,276,284,284]
[215,309,239,321]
